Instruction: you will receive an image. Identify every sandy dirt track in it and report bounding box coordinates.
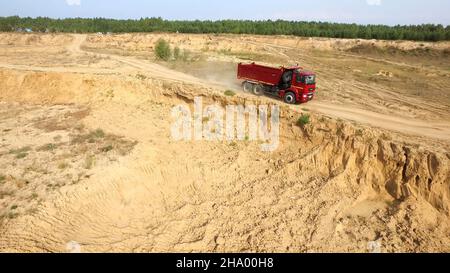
[0,33,449,252]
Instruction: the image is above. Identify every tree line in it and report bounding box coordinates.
[0,16,449,42]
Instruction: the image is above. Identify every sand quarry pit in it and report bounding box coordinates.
[0,33,449,252]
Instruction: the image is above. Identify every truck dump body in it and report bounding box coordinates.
[237,63,284,86]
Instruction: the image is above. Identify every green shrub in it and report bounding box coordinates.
[224,90,236,96]
[155,39,171,61]
[297,114,310,127]
[92,128,105,138]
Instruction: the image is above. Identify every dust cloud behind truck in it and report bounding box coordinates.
[237,62,316,104]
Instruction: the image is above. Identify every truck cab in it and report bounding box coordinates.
[279,68,316,104]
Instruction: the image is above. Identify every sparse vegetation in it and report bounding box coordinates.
[37,143,57,152]
[10,146,31,159]
[297,114,311,127]
[10,205,18,210]
[224,90,236,96]
[0,174,5,183]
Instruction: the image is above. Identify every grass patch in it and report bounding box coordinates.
[9,146,33,159]
[92,128,105,138]
[224,90,236,97]
[296,114,311,127]
[71,128,105,144]
[37,143,57,152]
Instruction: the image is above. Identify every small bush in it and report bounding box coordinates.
[224,90,236,96]
[92,128,105,138]
[155,38,171,61]
[0,174,5,183]
[297,114,310,127]
[10,205,18,210]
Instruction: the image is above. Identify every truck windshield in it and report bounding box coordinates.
[296,73,316,85]
[304,75,315,85]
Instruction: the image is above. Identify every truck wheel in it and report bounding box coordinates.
[284,92,296,104]
[243,82,253,93]
[253,84,264,96]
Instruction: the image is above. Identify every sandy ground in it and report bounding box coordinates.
[0,33,449,252]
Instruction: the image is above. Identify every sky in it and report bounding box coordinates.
[0,0,449,26]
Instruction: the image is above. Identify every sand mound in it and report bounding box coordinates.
[0,33,73,46]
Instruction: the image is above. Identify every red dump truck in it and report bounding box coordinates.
[237,62,316,104]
